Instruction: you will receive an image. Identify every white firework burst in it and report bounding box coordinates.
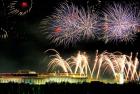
[40,3,99,47]
[102,2,140,43]
[8,0,33,16]
[77,7,100,40]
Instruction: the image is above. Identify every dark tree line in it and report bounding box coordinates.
[0,81,139,94]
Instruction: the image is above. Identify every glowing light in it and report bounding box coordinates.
[20,2,28,8]
[54,27,62,32]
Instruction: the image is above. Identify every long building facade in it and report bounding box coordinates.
[0,72,89,85]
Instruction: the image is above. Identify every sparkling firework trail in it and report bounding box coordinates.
[40,3,99,47]
[102,3,140,43]
[69,51,92,76]
[45,49,72,73]
[8,0,33,16]
[92,51,139,83]
[45,49,139,84]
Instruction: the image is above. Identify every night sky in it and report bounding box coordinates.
[0,0,140,72]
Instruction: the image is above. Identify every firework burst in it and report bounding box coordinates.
[40,3,99,47]
[102,2,140,43]
[8,0,33,16]
[0,27,8,39]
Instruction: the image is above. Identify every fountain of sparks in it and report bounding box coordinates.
[45,49,139,84]
[92,50,139,84]
[45,49,72,75]
[68,51,92,77]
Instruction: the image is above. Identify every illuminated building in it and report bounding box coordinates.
[0,70,89,85]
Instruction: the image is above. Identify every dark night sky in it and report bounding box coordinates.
[0,0,140,72]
